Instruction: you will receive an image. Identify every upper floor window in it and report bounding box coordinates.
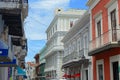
[53,27,54,34]
[107,1,119,41]
[95,13,102,38]
[110,9,117,41]
[70,21,73,28]
[84,34,88,49]
[97,20,102,37]
[111,9,116,29]
[55,24,57,31]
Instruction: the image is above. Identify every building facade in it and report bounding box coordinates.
[87,0,120,80]
[26,62,37,80]
[62,11,91,80]
[45,9,86,80]
[34,54,40,80]
[39,46,47,80]
[0,0,28,80]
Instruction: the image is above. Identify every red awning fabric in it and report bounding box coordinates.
[63,73,80,78]
[63,74,71,78]
[73,73,80,77]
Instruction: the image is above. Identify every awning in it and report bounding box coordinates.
[63,73,80,78]
[73,73,80,77]
[16,66,26,76]
[63,74,71,78]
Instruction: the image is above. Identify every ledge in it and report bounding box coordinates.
[89,43,120,56]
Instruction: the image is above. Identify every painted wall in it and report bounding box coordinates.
[0,67,8,80]
[90,0,120,80]
[93,48,120,80]
[91,0,109,40]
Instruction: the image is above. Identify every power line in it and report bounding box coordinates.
[28,16,48,27]
[27,6,48,27]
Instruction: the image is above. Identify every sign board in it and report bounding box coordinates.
[0,58,18,67]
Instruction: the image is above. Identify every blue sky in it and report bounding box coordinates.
[25,0,88,62]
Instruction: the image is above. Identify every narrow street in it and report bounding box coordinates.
[0,0,120,80]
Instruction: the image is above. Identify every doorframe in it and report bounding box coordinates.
[110,54,120,80]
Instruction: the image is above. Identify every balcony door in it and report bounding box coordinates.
[110,9,117,41]
[112,61,119,80]
[97,20,102,46]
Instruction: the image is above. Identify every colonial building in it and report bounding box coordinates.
[39,46,47,80]
[62,11,91,80]
[45,8,86,80]
[0,0,28,80]
[34,54,40,80]
[26,62,37,80]
[87,0,120,80]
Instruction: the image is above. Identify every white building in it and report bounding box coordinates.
[62,11,92,80]
[25,62,36,80]
[44,8,86,80]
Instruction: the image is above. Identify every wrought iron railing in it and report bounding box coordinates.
[89,29,120,52]
[63,48,89,64]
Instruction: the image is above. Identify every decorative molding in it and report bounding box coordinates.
[93,10,102,19]
[105,0,117,8]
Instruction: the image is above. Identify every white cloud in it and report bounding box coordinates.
[30,0,70,10]
[26,33,47,40]
[25,0,70,40]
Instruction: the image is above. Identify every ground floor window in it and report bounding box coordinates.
[96,59,104,80]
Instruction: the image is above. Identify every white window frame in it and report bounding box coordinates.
[110,54,120,80]
[96,59,104,80]
[107,0,119,30]
[83,32,88,57]
[77,38,80,54]
[83,68,89,80]
[107,1,119,42]
[95,13,103,38]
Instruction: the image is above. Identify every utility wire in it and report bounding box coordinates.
[27,6,48,27]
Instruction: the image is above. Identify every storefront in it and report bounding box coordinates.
[0,39,13,62]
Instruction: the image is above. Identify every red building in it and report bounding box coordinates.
[87,0,120,80]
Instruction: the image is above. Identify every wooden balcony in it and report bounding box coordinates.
[89,29,120,56]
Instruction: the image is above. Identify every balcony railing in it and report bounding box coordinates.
[63,48,89,64]
[45,45,64,57]
[89,29,120,52]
